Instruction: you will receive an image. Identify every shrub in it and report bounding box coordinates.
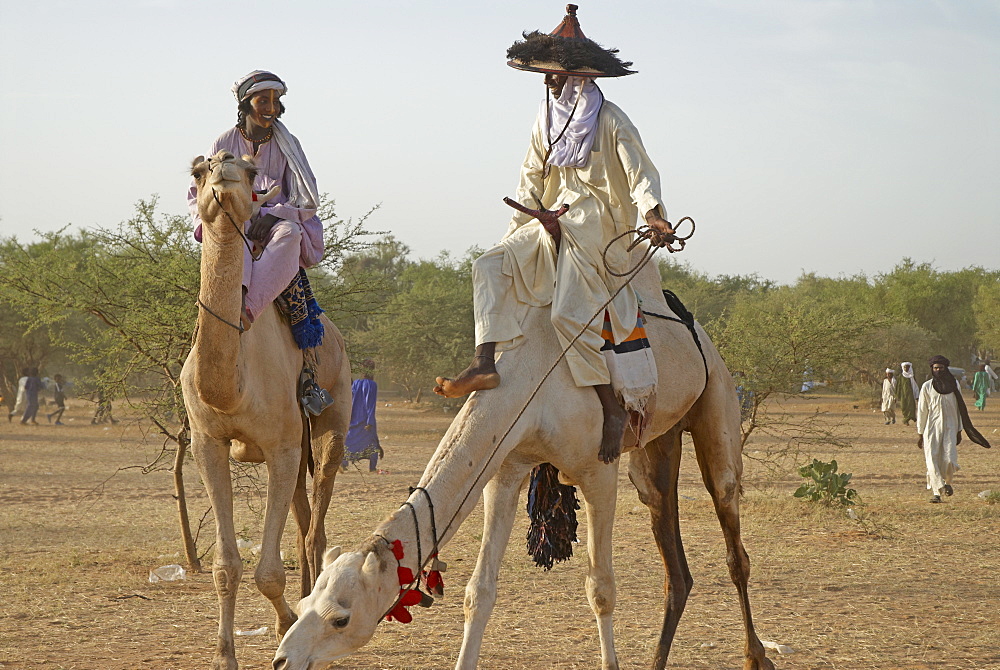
[794,458,859,507]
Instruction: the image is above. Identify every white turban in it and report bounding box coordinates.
[232,70,287,102]
[885,368,894,374]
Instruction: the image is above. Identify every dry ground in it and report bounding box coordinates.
[1,392,999,670]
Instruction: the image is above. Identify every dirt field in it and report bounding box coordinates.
[2,392,999,670]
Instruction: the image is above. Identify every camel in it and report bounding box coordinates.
[271,247,774,670]
[183,151,352,670]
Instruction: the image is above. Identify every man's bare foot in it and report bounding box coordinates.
[595,384,628,463]
[434,356,500,398]
[598,405,628,463]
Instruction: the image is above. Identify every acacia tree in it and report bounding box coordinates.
[709,287,890,475]
[875,260,999,365]
[360,252,476,401]
[973,282,1000,357]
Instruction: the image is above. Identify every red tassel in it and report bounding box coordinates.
[399,589,423,607]
[397,566,414,584]
[390,540,405,561]
[385,602,412,624]
[425,570,444,597]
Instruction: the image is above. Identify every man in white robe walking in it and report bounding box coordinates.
[916,355,992,503]
[881,368,897,425]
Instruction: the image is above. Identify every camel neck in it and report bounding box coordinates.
[372,397,530,570]
[193,213,245,409]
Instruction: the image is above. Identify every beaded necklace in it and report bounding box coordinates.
[237,123,273,147]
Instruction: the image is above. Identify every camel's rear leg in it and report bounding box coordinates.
[627,425,692,669]
[456,459,533,670]
[688,374,774,670]
[290,427,313,600]
[301,323,351,595]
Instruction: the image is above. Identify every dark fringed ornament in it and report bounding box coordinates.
[525,462,579,570]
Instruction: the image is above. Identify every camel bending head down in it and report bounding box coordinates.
[184,151,351,670]
[272,253,773,670]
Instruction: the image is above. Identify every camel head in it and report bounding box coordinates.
[272,542,398,669]
[190,150,259,227]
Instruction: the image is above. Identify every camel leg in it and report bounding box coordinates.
[290,430,313,600]
[302,328,350,595]
[689,379,774,670]
[456,460,532,670]
[256,442,302,639]
[577,461,622,670]
[627,427,692,669]
[303,395,348,595]
[191,432,242,670]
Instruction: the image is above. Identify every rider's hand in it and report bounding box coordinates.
[917,434,924,449]
[248,213,280,242]
[644,210,677,248]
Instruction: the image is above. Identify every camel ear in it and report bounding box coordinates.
[190,155,207,178]
[361,551,382,580]
[323,546,342,570]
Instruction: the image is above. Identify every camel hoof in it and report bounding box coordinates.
[744,655,776,670]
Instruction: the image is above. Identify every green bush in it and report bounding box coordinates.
[794,458,859,507]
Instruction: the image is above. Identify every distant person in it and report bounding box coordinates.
[984,359,998,393]
[91,387,117,425]
[898,362,919,425]
[341,359,382,472]
[20,367,41,425]
[47,374,67,425]
[880,368,897,425]
[972,364,990,411]
[916,355,992,503]
[7,368,28,422]
[733,370,754,422]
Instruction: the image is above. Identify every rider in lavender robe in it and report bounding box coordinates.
[187,70,324,328]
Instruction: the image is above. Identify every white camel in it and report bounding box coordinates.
[184,151,352,670]
[271,249,773,670]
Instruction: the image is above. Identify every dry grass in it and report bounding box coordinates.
[1,393,999,669]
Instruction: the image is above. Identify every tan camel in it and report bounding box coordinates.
[271,247,774,670]
[183,151,352,670]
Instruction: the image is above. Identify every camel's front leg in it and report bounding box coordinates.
[257,442,302,638]
[626,428,692,669]
[191,432,242,670]
[578,462,622,670]
[456,460,532,670]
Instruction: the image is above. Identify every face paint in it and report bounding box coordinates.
[247,89,281,131]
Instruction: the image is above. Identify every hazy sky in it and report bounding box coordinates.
[1,0,997,284]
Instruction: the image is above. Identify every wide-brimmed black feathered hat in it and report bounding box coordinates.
[507,4,635,78]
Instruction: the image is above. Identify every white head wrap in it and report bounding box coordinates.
[232,70,287,101]
[901,362,914,378]
[885,368,894,374]
[538,76,604,168]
